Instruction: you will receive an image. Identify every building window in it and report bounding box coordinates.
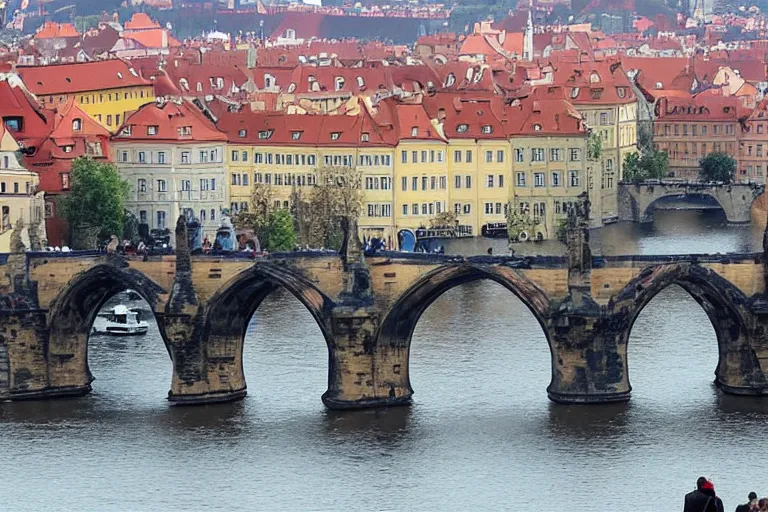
[454,150,462,163]
[72,118,82,131]
[454,175,461,189]
[487,175,494,188]
[485,202,493,215]
[61,174,70,190]
[138,151,146,163]
[231,150,239,162]
[497,150,504,163]
[401,177,407,191]
[534,173,545,187]
[401,150,407,164]
[181,152,190,164]
[498,174,504,188]
[403,204,408,216]
[181,180,191,191]
[138,179,147,193]
[515,148,524,162]
[551,172,561,187]
[550,148,562,162]
[569,171,580,187]
[119,151,128,162]
[139,210,147,224]
[485,150,493,163]
[157,152,166,164]
[156,211,166,230]
[465,176,472,189]
[466,151,473,163]
[532,148,545,162]
[516,172,526,187]
[147,125,158,136]
[569,148,581,161]
[157,179,167,192]
[106,115,113,126]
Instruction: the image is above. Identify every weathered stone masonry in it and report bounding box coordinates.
[1,217,768,407]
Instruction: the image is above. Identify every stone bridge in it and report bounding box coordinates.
[617,181,765,223]
[2,216,768,408]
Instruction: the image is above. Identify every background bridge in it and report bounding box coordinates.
[617,181,764,223]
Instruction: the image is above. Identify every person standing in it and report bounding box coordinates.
[735,492,758,512]
[684,477,724,512]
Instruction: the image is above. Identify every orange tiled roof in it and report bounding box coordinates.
[117,100,226,143]
[34,22,80,40]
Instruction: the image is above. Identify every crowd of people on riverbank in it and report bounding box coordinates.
[684,477,768,512]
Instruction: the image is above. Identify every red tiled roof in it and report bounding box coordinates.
[18,60,151,95]
[547,60,636,104]
[0,77,50,140]
[505,97,587,136]
[392,102,444,142]
[116,100,226,143]
[655,94,747,122]
[125,30,181,49]
[423,92,506,139]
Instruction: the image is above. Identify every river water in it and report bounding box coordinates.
[2,209,768,511]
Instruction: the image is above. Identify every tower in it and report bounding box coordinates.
[523,8,534,61]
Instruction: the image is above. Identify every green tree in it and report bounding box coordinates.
[233,182,275,245]
[305,166,362,250]
[264,209,297,252]
[622,149,669,183]
[587,132,602,161]
[699,152,736,183]
[57,158,129,249]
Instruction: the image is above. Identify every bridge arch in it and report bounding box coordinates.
[618,182,764,224]
[610,262,766,394]
[199,263,336,401]
[46,261,168,395]
[374,263,554,402]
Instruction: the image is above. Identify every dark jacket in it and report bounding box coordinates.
[684,489,725,512]
[734,504,752,512]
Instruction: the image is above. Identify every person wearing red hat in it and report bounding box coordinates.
[684,476,725,512]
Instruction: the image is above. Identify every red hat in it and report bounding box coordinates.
[702,481,715,492]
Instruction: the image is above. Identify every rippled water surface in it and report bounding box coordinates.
[2,209,768,511]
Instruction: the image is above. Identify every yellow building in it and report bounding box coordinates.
[219,110,397,244]
[18,60,154,132]
[0,127,45,250]
[392,104,450,234]
[507,99,590,241]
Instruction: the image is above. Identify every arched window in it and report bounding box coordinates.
[335,77,345,91]
[72,118,82,131]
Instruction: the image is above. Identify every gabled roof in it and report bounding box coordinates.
[18,60,150,95]
[548,60,636,104]
[124,13,162,31]
[426,93,506,140]
[0,75,50,140]
[392,102,444,142]
[34,22,80,40]
[116,100,226,143]
[504,97,587,136]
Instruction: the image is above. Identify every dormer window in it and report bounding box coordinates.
[335,77,345,91]
[571,87,580,98]
[287,83,296,93]
[72,118,82,131]
[356,76,365,88]
[617,87,627,98]
[117,72,123,79]
[179,78,189,91]
[196,82,203,92]
[258,130,273,139]
[411,126,419,137]
[147,125,158,136]
[533,124,542,131]
[238,129,247,138]
[361,133,370,142]
[63,145,73,153]
[264,73,275,89]
[655,81,663,89]
[291,131,302,140]
[445,72,456,87]
[590,72,601,83]
[481,125,492,134]
[286,28,296,39]
[456,124,468,133]
[178,126,192,136]
[330,132,341,140]
[120,125,132,137]
[591,89,603,99]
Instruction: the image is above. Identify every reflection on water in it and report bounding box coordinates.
[2,211,768,511]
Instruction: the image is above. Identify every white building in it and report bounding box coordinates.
[112,99,227,241]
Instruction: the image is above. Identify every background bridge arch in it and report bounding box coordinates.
[617,182,764,223]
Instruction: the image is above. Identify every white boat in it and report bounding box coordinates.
[92,305,149,336]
